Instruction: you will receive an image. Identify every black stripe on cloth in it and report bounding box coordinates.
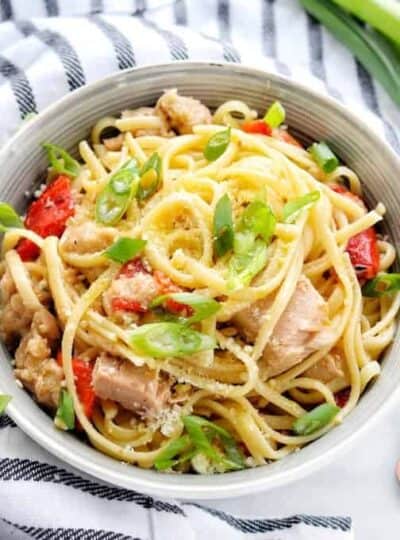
[0,415,17,429]
[184,503,351,533]
[217,0,230,42]
[0,0,13,21]
[0,457,183,514]
[135,0,147,14]
[262,0,275,57]
[44,0,59,17]
[356,61,400,153]
[0,56,37,118]
[91,16,136,70]
[90,0,104,14]
[1,519,142,540]
[15,21,86,91]
[261,1,290,76]
[305,14,342,100]
[173,0,187,25]
[306,12,325,81]
[139,18,188,61]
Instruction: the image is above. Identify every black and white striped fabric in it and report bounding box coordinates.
[6,0,400,537]
[0,416,353,540]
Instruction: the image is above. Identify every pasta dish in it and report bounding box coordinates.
[0,90,398,474]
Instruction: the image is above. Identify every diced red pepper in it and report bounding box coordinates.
[153,270,193,316]
[111,297,148,313]
[346,228,379,280]
[17,239,42,261]
[57,353,96,419]
[330,185,379,280]
[330,183,365,208]
[118,257,149,278]
[72,358,96,419]
[17,175,75,261]
[335,387,350,408]
[242,120,272,136]
[273,129,303,147]
[153,270,180,294]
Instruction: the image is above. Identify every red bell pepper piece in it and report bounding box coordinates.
[346,228,379,280]
[118,257,149,278]
[242,120,272,136]
[17,175,75,261]
[330,185,379,280]
[111,297,148,313]
[57,353,96,419]
[335,387,350,408]
[72,358,96,419]
[153,270,193,316]
[330,183,365,208]
[273,129,303,147]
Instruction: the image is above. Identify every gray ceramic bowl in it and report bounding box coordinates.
[0,62,399,499]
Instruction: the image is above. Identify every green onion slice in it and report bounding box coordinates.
[238,200,276,244]
[282,191,321,224]
[154,435,193,471]
[42,143,80,178]
[0,394,11,415]
[292,403,340,436]
[204,128,231,162]
[362,272,400,297]
[151,293,220,324]
[0,203,24,232]
[55,389,75,431]
[228,237,268,290]
[129,322,216,358]
[213,194,234,257]
[137,153,162,201]
[96,161,140,225]
[105,237,146,264]
[264,101,286,128]
[308,141,339,173]
[183,415,245,471]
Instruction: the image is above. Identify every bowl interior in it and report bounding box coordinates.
[1,62,399,499]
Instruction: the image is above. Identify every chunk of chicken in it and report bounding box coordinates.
[155,89,212,134]
[304,350,347,383]
[14,309,62,408]
[233,275,335,378]
[0,269,52,346]
[62,222,117,254]
[93,354,170,418]
[0,292,33,345]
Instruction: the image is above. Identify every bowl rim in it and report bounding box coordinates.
[2,60,400,500]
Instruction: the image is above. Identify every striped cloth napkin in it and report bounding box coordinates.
[4,0,400,537]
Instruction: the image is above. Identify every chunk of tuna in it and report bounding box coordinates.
[233,275,334,377]
[93,355,170,418]
[155,89,212,134]
[304,350,346,383]
[14,309,62,408]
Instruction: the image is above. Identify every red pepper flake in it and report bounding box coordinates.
[56,353,96,419]
[119,257,149,278]
[335,387,351,408]
[111,297,148,313]
[242,120,272,136]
